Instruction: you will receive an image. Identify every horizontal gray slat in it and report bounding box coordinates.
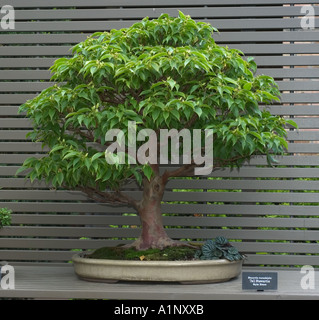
[287,143,319,153]
[8,0,319,8]
[0,82,53,92]
[0,34,89,45]
[0,106,21,115]
[0,250,80,261]
[256,68,319,79]
[0,119,33,128]
[13,6,319,20]
[280,93,319,103]
[291,118,319,129]
[215,31,319,43]
[0,30,319,46]
[3,154,319,167]
[4,175,319,191]
[0,226,140,237]
[2,202,319,216]
[3,167,319,187]
[266,106,319,116]
[0,71,51,80]
[0,58,57,68]
[243,254,319,266]
[6,19,309,32]
[1,31,318,45]
[235,242,319,254]
[248,56,319,67]
[274,81,319,91]
[0,94,39,104]
[0,142,49,152]
[208,167,319,178]
[249,155,319,166]
[2,57,318,71]
[9,214,319,229]
[9,166,319,178]
[0,130,31,139]
[1,226,319,242]
[0,238,109,250]
[0,46,71,56]
[234,44,319,55]
[1,189,319,203]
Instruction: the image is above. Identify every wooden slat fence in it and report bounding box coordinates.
[0,0,318,267]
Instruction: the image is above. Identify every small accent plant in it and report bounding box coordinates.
[195,237,244,261]
[0,208,12,228]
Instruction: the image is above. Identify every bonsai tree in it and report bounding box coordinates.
[18,13,294,251]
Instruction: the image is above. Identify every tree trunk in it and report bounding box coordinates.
[130,175,176,250]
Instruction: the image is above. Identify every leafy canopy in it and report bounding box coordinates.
[18,12,294,191]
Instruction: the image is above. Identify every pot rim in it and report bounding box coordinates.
[72,252,242,267]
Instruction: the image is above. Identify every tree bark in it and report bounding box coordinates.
[129,175,176,250]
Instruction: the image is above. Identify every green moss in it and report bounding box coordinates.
[87,246,198,261]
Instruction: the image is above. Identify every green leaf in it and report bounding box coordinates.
[179,11,186,20]
[152,108,161,122]
[57,172,64,186]
[223,77,238,85]
[50,145,64,154]
[249,131,262,141]
[171,109,180,120]
[243,82,252,90]
[102,169,112,182]
[124,109,138,117]
[15,166,28,176]
[62,151,78,160]
[143,165,153,181]
[266,153,279,166]
[194,107,203,118]
[285,119,298,129]
[91,152,105,162]
[133,170,142,185]
[84,158,91,170]
[167,78,176,90]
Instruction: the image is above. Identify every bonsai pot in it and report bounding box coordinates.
[72,253,242,284]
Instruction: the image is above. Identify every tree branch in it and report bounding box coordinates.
[184,114,198,129]
[162,163,197,185]
[77,186,139,210]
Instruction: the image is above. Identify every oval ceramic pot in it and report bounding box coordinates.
[72,253,242,284]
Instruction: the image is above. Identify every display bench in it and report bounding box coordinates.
[0,265,318,300]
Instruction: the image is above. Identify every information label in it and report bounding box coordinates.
[242,272,278,291]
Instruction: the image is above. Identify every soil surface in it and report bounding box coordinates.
[87,245,199,261]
